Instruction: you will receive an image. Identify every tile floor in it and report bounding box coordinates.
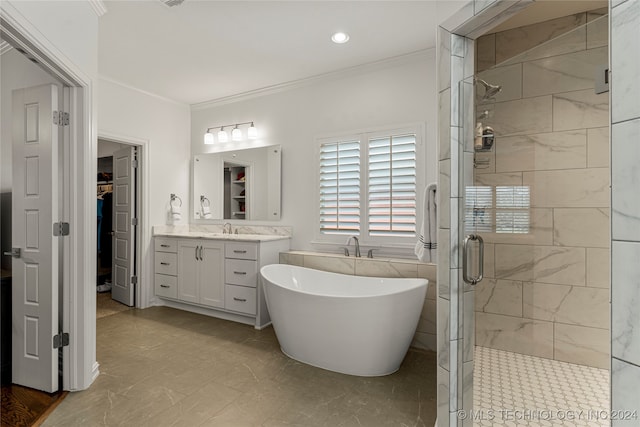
[96,291,133,319]
[474,346,610,427]
[43,307,437,427]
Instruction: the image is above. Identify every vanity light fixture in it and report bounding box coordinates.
[247,122,258,139]
[218,127,228,143]
[231,124,242,141]
[331,32,350,44]
[204,121,258,144]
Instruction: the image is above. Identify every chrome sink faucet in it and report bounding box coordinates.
[222,222,232,234]
[346,236,361,258]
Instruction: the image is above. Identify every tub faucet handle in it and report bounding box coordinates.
[367,249,376,259]
[342,247,350,257]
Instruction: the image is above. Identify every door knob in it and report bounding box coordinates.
[3,248,21,258]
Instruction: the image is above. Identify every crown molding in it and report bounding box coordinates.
[0,40,12,55]
[88,0,107,17]
[190,48,434,111]
[98,75,189,108]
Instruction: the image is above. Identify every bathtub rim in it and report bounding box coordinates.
[260,263,428,299]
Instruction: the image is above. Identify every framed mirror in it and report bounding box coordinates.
[192,145,281,221]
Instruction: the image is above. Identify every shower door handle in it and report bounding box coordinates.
[462,234,484,286]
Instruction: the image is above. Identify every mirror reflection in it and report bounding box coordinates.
[193,145,281,221]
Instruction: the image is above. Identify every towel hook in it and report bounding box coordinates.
[170,193,182,207]
[200,195,210,207]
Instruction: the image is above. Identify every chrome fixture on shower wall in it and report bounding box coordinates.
[476,78,502,101]
[204,121,258,144]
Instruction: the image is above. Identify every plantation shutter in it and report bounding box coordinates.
[367,134,417,236]
[319,140,361,234]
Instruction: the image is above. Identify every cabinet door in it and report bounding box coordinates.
[199,241,225,308]
[177,240,199,303]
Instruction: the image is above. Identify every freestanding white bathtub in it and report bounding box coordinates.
[260,264,428,377]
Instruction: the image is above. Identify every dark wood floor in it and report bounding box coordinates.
[0,385,67,427]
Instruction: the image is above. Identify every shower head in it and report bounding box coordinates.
[476,78,502,100]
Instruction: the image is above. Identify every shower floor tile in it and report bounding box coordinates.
[474,346,610,427]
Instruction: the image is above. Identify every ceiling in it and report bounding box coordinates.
[98,1,440,105]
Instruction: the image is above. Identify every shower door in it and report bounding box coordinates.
[453,14,611,424]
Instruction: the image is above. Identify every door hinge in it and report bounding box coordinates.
[131,217,138,226]
[132,159,138,168]
[131,276,138,285]
[53,111,69,126]
[53,222,70,236]
[53,332,69,349]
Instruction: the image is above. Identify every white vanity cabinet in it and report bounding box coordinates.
[153,235,289,329]
[177,239,225,308]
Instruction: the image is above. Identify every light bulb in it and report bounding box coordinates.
[204,132,214,145]
[247,122,258,139]
[331,32,349,44]
[217,129,228,143]
[231,126,242,141]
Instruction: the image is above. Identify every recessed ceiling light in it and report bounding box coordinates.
[331,32,350,44]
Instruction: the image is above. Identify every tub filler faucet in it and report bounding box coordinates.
[346,236,361,258]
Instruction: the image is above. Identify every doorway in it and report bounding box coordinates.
[96,138,142,315]
[0,37,69,424]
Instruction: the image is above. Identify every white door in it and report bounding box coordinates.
[111,146,136,306]
[199,241,224,308]
[11,84,60,392]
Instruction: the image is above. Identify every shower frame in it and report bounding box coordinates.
[436,2,612,427]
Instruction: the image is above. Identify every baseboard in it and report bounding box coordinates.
[91,361,100,383]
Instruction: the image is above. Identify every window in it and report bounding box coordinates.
[368,135,417,236]
[319,140,361,235]
[318,126,421,244]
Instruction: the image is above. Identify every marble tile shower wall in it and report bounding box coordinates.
[611,0,640,421]
[471,9,610,370]
[278,252,437,351]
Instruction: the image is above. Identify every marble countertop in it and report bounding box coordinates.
[154,231,290,242]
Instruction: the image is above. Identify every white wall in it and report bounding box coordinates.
[1,49,60,192]
[191,51,438,254]
[3,1,98,77]
[97,77,191,305]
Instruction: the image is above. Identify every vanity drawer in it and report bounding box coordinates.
[224,285,257,315]
[155,252,177,275]
[155,274,177,299]
[225,243,257,260]
[155,238,177,253]
[225,259,258,287]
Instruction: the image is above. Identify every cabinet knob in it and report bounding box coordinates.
[160,262,170,266]
[233,271,247,275]
[233,250,247,254]
[233,297,247,302]
[160,244,170,248]
[160,284,170,288]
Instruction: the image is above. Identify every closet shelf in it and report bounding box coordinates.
[232,180,246,184]
[233,196,246,199]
